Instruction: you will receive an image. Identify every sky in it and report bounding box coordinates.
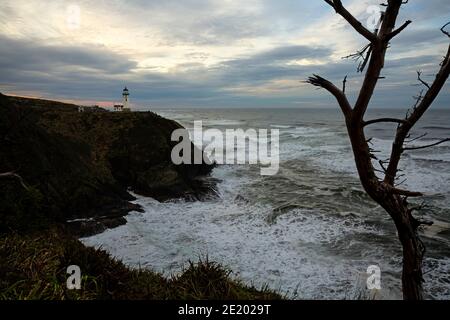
[0,0,449,109]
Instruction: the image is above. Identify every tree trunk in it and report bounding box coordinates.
[345,123,426,299]
[399,221,424,300]
[387,202,424,300]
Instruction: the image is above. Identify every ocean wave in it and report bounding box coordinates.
[82,108,450,300]
[82,190,395,299]
[203,119,247,126]
[270,124,294,129]
[422,126,450,130]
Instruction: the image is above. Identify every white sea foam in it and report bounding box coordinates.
[82,166,402,299]
[203,119,247,126]
[280,130,450,194]
[271,124,293,129]
[82,110,450,300]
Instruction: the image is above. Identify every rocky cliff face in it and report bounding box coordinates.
[0,93,213,235]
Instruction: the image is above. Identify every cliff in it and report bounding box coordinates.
[0,93,213,235]
[0,93,281,300]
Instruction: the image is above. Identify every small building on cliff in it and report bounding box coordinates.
[114,87,131,112]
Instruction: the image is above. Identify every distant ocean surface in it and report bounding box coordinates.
[82,108,450,300]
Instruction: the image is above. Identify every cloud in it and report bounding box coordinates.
[0,36,137,74]
[226,45,331,66]
[0,0,448,108]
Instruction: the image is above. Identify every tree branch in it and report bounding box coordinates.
[405,133,427,143]
[417,71,430,89]
[409,46,450,124]
[441,22,450,38]
[385,20,412,40]
[352,1,405,121]
[324,0,377,42]
[306,74,352,118]
[342,44,373,73]
[403,138,450,151]
[342,75,348,93]
[388,186,423,197]
[384,43,450,185]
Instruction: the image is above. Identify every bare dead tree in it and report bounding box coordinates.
[307,0,450,300]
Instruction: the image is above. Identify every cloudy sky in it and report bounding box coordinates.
[0,0,449,109]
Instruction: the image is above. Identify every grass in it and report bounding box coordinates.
[0,228,281,300]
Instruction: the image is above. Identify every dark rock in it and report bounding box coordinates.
[0,94,214,235]
[66,216,128,238]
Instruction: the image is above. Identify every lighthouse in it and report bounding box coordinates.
[122,87,130,111]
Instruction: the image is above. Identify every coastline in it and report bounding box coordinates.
[0,93,214,236]
[0,94,279,299]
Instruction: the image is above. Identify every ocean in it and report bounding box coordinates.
[82,108,450,300]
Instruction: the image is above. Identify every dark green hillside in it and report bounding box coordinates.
[0,93,212,234]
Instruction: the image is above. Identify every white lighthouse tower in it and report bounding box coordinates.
[122,87,130,111]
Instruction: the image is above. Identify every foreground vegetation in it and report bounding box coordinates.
[0,228,281,300]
